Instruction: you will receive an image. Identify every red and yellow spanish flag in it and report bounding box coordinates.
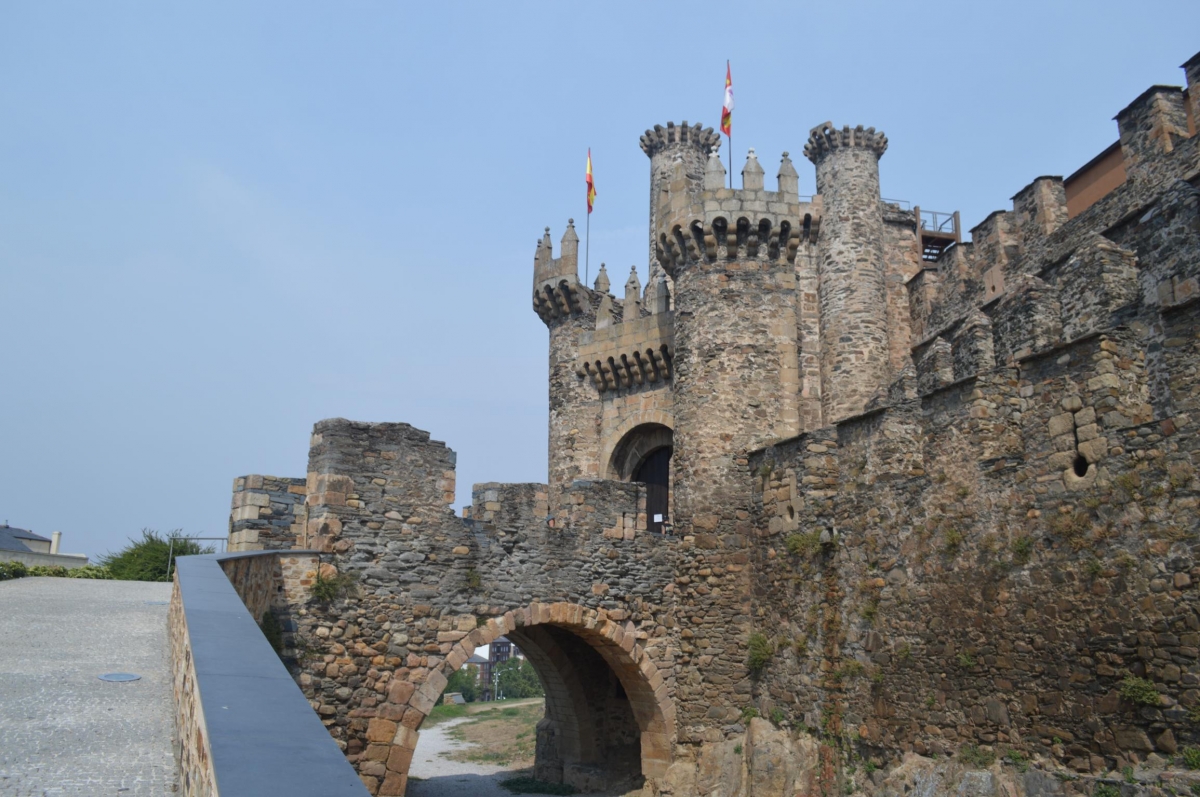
[721,61,734,137]
[586,149,597,214]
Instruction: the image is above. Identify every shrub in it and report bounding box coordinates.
[98,529,213,581]
[741,706,759,723]
[465,568,482,589]
[747,633,773,674]
[1119,675,1161,706]
[1095,785,1120,797]
[1004,750,1029,773]
[1122,765,1135,783]
[1011,535,1033,564]
[495,657,543,699]
[786,531,821,558]
[770,707,786,726]
[0,561,29,581]
[310,570,358,603]
[1181,746,1200,770]
[445,664,480,703]
[959,745,996,767]
[956,652,976,670]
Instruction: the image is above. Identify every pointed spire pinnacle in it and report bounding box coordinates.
[704,146,727,190]
[742,147,764,191]
[559,219,578,268]
[561,218,579,244]
[595,293,613,329]
[652,271,671,314]
[594,263,610,294]
[624,266,642,318]
[777,151,799,197]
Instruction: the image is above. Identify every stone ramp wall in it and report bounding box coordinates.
[169,550,366,797]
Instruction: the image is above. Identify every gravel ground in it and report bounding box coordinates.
[406,716,518,797]
[0,577,177,796]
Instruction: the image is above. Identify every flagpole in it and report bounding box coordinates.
[585,213,590,286]
[729,130,733,190]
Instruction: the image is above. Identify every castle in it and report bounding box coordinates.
[221,53,1200,797]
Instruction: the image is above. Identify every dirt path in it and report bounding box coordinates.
[405,716,518,797]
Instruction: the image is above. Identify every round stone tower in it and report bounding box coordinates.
[640,122,722,308]
[656,146,804,529]
[532,220,601,512]
[803,122,891,422]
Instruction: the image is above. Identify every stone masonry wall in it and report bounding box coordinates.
[229,474,308,551]
[740,88,1200,779]
[805,123,893,422]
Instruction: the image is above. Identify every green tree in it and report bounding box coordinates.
[99,529,213,582]
[496,657,544,699]
[445,664,480,702]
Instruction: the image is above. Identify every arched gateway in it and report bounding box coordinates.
[373,602,673,796]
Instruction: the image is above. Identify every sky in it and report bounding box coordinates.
[2,2,1198,561]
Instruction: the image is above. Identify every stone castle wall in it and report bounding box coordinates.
[216,53,1200,797]
[229,474,308,551]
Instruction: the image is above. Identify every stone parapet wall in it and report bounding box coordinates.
[169,551,364,797]
[228,474,307,551]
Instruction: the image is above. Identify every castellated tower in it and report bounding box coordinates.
[640,122,722,310]
[655,141,812,526]
[804,123,893,422]
[532,220,600,511]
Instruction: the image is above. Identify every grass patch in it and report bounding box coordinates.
[499,776,578,795]
[1119,675,1160,706]
[959,744,996,767]
[1095,785,1120,797]
[1181,746,1200,770]
[444,699,544,767]
[424,702,468,726]
[1004,750,1029,773]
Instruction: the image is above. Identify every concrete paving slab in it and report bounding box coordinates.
[0,577,177,796]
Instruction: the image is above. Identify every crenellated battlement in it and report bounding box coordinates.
[639,121,721,158]
[652,149,820,275]
[802,121,889,162]
[904,54,1200,400]
[533,220,591,325]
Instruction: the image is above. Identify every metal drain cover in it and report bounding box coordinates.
[98,673,141,682]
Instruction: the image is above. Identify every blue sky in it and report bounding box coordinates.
[2,2,1198,560]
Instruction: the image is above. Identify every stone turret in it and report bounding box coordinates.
[641,122,722,313]
[659,145,806,527]
[804,122,891,422]
[532,220,601,511]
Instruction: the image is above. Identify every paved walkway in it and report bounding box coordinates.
[0,577,177,796]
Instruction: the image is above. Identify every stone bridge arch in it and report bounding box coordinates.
[370,601,674,796]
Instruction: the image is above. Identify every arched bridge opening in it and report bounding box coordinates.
[372,602,673,796]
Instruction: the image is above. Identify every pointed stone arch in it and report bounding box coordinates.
[369,601,674,796]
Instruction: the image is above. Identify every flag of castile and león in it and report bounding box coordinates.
[721,61,734,136]
[586,149,597,214]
